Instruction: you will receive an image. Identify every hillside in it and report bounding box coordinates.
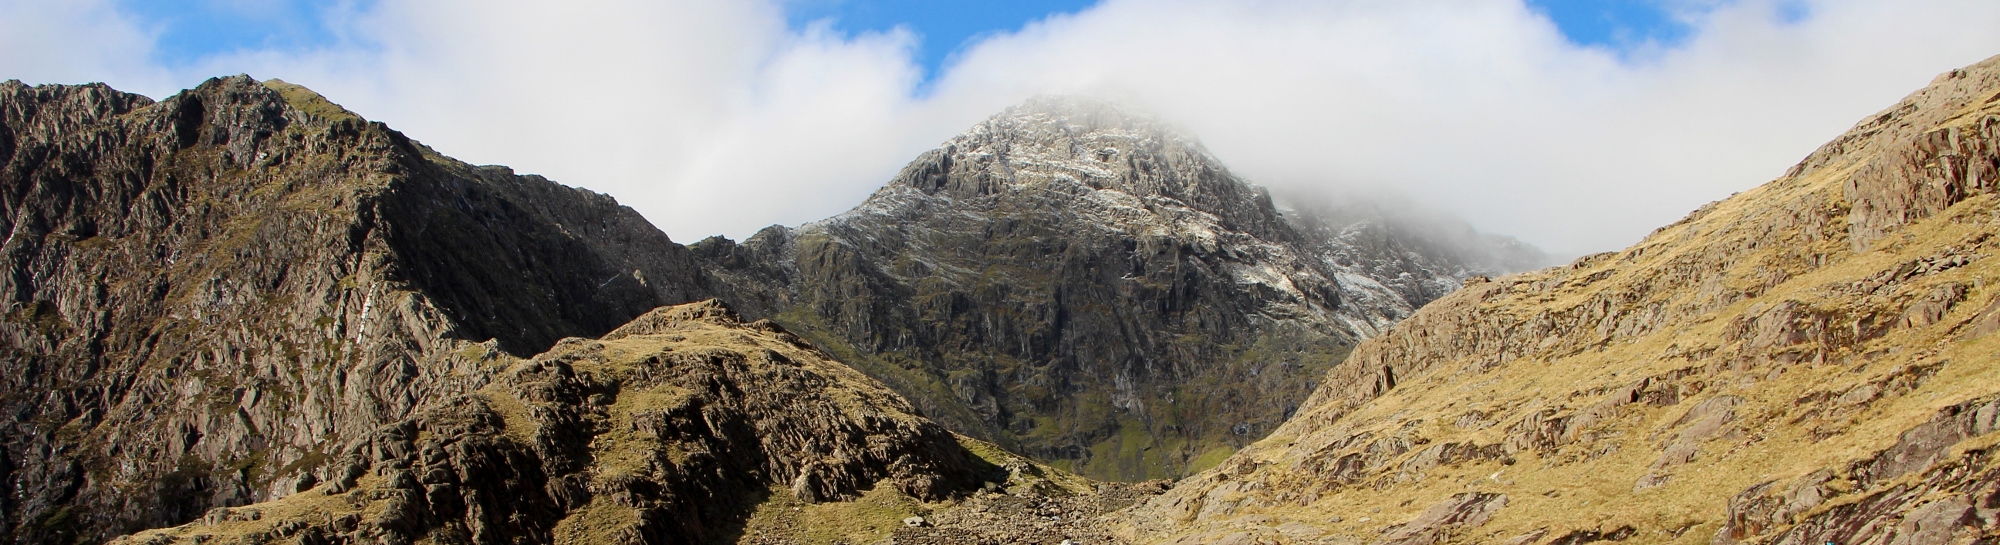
[694,96,1542,481]
[0,76,721,543]
[1127,55,2000,544]
[107,300,1010,545]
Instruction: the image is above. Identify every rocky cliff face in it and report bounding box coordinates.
[108,300,1001,545]
[0,76,719,543]
[1128,55,2000,545]
[695,96,1541,481]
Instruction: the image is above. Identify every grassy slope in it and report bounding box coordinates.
[113,303,1094,545]
[1132,62,2000,543]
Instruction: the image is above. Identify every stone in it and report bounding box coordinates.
[1370,493,1508,545]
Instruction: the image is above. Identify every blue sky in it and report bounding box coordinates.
[120,0,353,68]
[127,0,1701,79]
[1527,0,1696,49]
[784,0,1101,84]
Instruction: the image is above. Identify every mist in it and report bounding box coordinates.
[4,0,1998,256]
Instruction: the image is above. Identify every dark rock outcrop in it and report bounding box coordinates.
[1370,492,1509,545]
[0,76,716,543]
[695,96,1539,481]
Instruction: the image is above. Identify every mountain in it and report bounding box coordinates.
[0,76,724,543]
[106,300,1003,545]
[0,68,1709,545]
[1282,192,1552,308]
[693,96,1542,481]
[1124,54,2000,544]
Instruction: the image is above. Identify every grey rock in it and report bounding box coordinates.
[1371,492,1508,545]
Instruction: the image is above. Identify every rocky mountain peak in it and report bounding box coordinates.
[602,297,755,339]
[876,95,1289,242]
[942,94,1211,178]
[692,93,1549,481]
[941,94,1212,183]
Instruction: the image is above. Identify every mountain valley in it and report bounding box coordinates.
[1,50,1998,545]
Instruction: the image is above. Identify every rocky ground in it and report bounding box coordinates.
[884,481,1172,545]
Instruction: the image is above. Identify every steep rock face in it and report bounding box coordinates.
[0,77,713,543]
[107,300,1000,545]
[1129,55,2000,544]
[696,97,1538,481]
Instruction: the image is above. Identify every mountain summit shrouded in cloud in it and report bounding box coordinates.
[688,93,1546,482]
[4,0,1999,255]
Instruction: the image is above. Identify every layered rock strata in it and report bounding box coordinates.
[1128,55,2000,545]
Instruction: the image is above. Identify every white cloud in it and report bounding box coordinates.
[4,0,1999,255]
[0,0,170,90]
[928,0,2000,255]
[176,0,940,241]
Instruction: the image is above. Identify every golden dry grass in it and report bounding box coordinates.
[1134,68,2000,544]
